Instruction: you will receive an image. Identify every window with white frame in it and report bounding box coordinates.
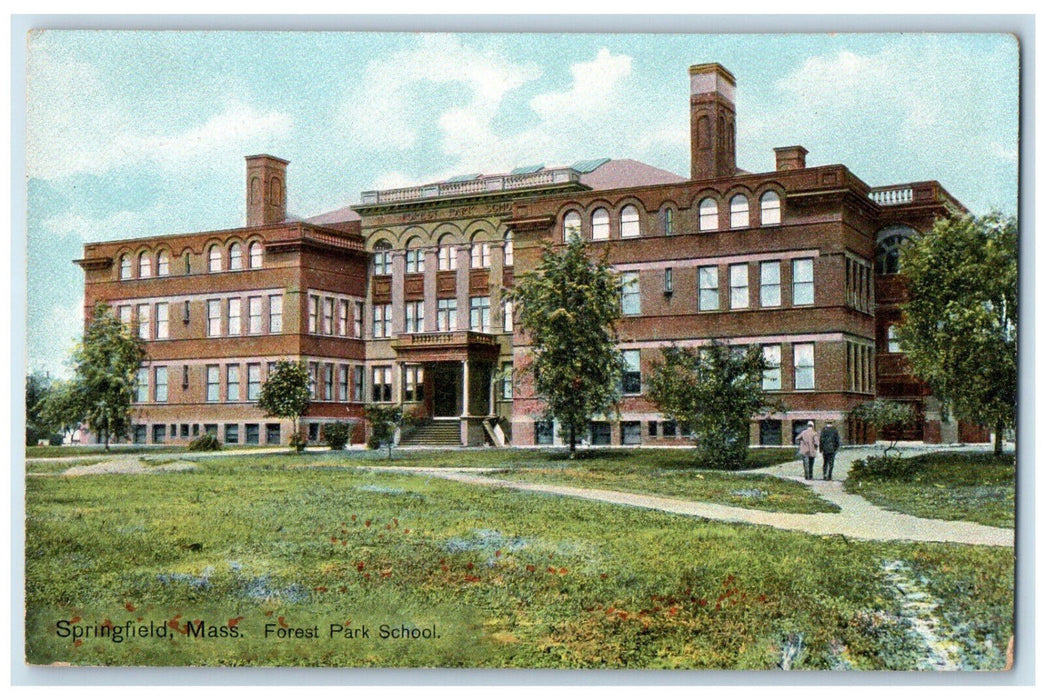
[620,205,640,238]
[403,365,424,402]
[504,232,514,266]
[405,300,424,333]
[354,301,364,338]
[621,272,640,315]
[437,238,457,271]
[323,297,335,335]
[792,258,814,306]
[157,250,170,276]
[137,252,151,279]
[206,299,220,337]
[471,240,490,269]
[794,343,815,390]
[730,195,750,228]
[437,298,457,331]
[226,364,240,402]
[373,241,392,275]
[470,296,491,332]
[248,241,263,269]
[699,198,718,231]
[592,208,610,240]
[247,363,261,401]
[269,294,283,333]
[308,295,319,334]
[564,211,582,241]
[502,299,514,333]
[729,264,749,309]
[135,368,149,403]
[229,243,243,271]
[621,350,641,394]
[662,207,674,235]
[887,324,901,353]
[155,302,169,339]
[308,362,318,399]
[119,255,131,280]
[353,366,365,402]
[324,363,334,400]
[155,366,168,403]
[501,362,513,399]
[118,305,132,327]
[205,365,220,402]
[248,296,262,334]
[699,265,719,311]
[137,303,150,339]
[339,364,349,402]
[405,245,424,274]
[338,300,349,336]
[762,345,782,391]
[372,303,392,338]
[760,191,781,226]
[760,261,781,307]
[372,366,392,402]
[227,298,242,335]
[208,245,222,272]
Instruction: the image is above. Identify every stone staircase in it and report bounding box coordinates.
[399,420,462,447]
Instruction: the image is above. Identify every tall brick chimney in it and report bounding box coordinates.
[689,63,737,181]
[774,145,808,171]
[245,154,289,227]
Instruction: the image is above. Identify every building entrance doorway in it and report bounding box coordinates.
[432,363,462,417]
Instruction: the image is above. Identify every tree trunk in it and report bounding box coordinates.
[569,423,576,459]
[994,419,1005,455]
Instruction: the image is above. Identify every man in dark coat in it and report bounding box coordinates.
[819,420,842,480]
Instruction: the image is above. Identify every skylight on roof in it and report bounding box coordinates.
[509,164,544,175]
[570,158,610,174]
[445,173,482,183]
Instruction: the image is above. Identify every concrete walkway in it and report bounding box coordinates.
[364,446,1014,548]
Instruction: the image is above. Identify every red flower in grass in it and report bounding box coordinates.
[526,565,536,573]
[386,524,392,530]
[351,515,357,522]
[73,639,83,647]
[124,602,136,612]
[339,587,347,594]
[314,586,328,592]
[394,518,399,526]
[698,599,707,608]
[356,561,366,572]
[365,520,371,527]
[441,565,449,572]
[404,529,410,534]
[600,573,608,580]
[381,571,392,579]
[341,540,347,546]
[757,594,767,604]
[547,566,556,574]
[495,550,501,558]
[228,617,244,627]
[466,562,474,570]
[70,616,82,624]
[278,616,289,629]
[364,573,371,580]
[101,619,113,630]
[330,536,339,543]
[464,574,481,583]
[558,567,568,575]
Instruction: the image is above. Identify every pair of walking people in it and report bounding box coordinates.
[795,420,841,480]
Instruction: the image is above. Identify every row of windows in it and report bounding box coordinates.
[563,192,782,242]
[373,233,514,275]
[534,417,819,447]
[118,242,264,280]
[204,295,283,337]
[371,297,514,337]
[134,362,266,404]
[847,342,875,394]
[133,422,282,445]
[619,258,815,315]
[845,258,874,313]
[308,294,364,338]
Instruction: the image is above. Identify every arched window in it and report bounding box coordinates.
[229,242,243,271]
[592,208,610,240]
[373,240,393,275]
[248,242,263,269]
[119,255,131,280]
[157,250,170,276]
[437,236,456,271]
[730,195,750,228]
[875,225,917,274]
[563,211,582,242]
[699,198,718,231]
[471,237,490,269]
[405,238,424,274]
[208,245,222,273]
[504,232,514,267]
[760,191,781,226]
[138,252,152,278]
[662,207,674,235]
[620,205,640,238]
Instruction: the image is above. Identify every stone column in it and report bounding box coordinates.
[423,248,438,332]
[455,245,470,331]
[391,250,406,335]
[461,359,470,417]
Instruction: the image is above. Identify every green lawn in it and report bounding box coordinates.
[845,452,1016,528]
[25,456,1013,669]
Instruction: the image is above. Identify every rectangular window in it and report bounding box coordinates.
[308,362,318,399]
[372,303,392,338]
[406,249,424,274]
[339,364,349,402]
[438,245,457,271]
[245,424,260,445]
[226,364,240,402]
[266,423,281,445]
[324,363,334,400]
[183,300,190,324]
[155,303,169,339]
[133,425,147,444]
[308,295,319,334]
[137,303,150,339]
[248,296,262,334]
[621,421,642,446]
[471,242,490,269]
[354,301,364,338]
[621,350,641,394]
[224,424,239,445]
[338,300,349,336]
[502,300,514,333]
[206,299,220,337]
[403,365,424,402]
[247,363,261,401]
[437,298,457,332]
[268,294,283,333]
[621,272,640,315]
[535,420,554,445]
[323,298,335,335]
[590,422,612,446]
[698,266,719,311]
[729,264,749,309]
[469,296,491,332]
[372,366,392,403]
[353,366,365,402]
[152,366,167,403]
[152,424,167,444]
[794,343,815,390]
[119,305,132,327]
[760,261,781,307]
[759,419,783,446]
[664,267,674,295]
[793,258,814,306]
[501,362,513,400]
[206,365,220,402]
[405,301,424,333]
[762,345,782,391]
[135,367,149,403]
[228,298,241,335]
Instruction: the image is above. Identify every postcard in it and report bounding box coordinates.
[22,28,1020,673]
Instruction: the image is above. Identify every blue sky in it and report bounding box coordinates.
[24,31,1019,378]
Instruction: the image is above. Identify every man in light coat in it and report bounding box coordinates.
[796,421,819,480]
[819,420,842,480]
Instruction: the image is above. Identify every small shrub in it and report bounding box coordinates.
[323,422,351,450]
[289,432,307,453]
[849,455,919,481]
[188,433,222,452]
[366,434,382,450]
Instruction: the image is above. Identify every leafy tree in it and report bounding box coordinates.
[899,212,1017,454]
[364,404,409,460]
[647,341,777,470]
[38,378,83,444]
[510,235,623,457]
[852,399,915,457]
[70,304,147,450]
[256,360,312,450]
[25,371,54,445]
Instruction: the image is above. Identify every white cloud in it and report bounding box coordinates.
[40,204,170,243]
